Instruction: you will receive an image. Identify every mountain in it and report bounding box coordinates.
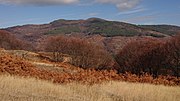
[2,18,180,53]
[5,18,180,38]
[139,25,180,36]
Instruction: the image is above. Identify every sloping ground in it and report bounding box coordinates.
[5,50,50,62]
[2,50,78,73]
[0,50,37,76]
[4,18,180,54]
[0,75,180,101]
[0,49,180,85]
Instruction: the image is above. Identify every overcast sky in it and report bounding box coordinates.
[0,0,180,28]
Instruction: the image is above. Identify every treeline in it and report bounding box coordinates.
[115,35,180,77]
[44,35,180,77]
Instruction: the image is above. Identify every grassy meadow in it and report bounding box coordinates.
[0,75,179,101]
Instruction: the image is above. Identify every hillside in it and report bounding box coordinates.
[0,40,180,101]
[0,49,179,85]
[2,18,179,53]
[139,25,180,36]
[5,18,180,38]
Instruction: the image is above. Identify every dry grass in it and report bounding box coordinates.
[0,75,179,101]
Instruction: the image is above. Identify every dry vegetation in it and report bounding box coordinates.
[1,30,180,100]
[0,50,180,86]
[0,75,179,101]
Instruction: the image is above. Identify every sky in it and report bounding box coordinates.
[0,0,180,28]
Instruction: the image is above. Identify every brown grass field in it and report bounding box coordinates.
[0,74,179,101]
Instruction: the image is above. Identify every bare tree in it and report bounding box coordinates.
[44,36,115,69]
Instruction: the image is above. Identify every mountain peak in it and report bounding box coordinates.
[86,17,106,22]
[50,19,67,24]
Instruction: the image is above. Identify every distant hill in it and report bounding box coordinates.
[2,18,180,53]
[47,18,180,37]
[4,18,180,38]
[139,25,180,36]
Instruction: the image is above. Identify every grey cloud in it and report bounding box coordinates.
[0,0,79,5]
[96,0,141,11]
[117,7,146,15]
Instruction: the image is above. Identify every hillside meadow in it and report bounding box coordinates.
[0,75,179,101]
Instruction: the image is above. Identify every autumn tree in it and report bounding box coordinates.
[165,34,180,77]
[45,36,115,69]
[45,36,68,61]
[140,42,168,77]
[115,39,168,77]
